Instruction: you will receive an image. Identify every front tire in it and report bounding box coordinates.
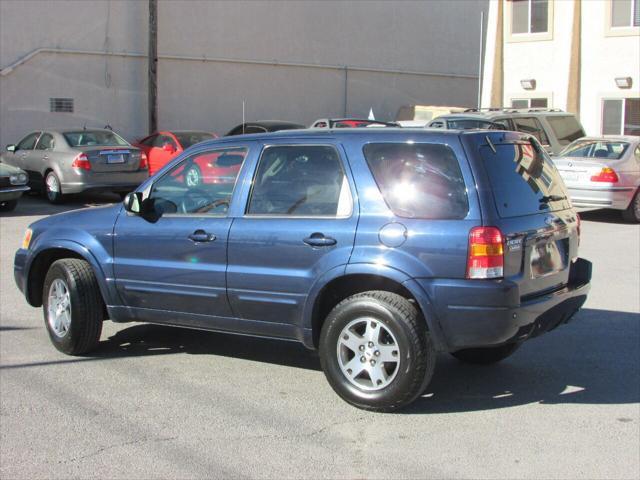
[622,189,640,223]
[319,291,436,412]
[451,343,520,365]
[42,259,104,355]
[44,171,64,204]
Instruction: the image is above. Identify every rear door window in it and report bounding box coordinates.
[546,115,586,146]
[513,117,550,145]
[35,133,54,150]
[480,140,571,218]
[363,143,469,219]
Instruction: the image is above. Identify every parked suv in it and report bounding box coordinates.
[457,108,586,155]
[14,129,591,411]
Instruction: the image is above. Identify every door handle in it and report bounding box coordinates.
[43,155,49,160]
[303,233,337,247]
[188,230,216,243]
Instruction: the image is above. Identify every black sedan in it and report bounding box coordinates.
[225,120,306,136]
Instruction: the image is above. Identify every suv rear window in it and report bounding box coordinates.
[546,115,586,146]
[363,143,468,219]
[480,140,571,218]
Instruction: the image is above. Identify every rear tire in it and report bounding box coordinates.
[622,189,640,223]
[42,259,104,355]
[44,171,64,204]
[451,343,520,365]
[0,199,17,212]
[319,291,436,412]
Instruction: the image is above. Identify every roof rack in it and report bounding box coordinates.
[464,107,565,114]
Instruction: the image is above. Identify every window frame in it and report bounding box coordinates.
[601,97,640,135]
[146,145,251,218]
[506,0,554,42]
[606,0,640,36]
[244,143,354,219]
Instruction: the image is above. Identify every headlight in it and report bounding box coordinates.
[22,228,33,249]
[9,173,28,185]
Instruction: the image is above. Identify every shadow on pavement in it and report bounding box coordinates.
[579,209,629,225]
[0,192,120,218]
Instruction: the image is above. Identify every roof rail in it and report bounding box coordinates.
[464,107,566,114]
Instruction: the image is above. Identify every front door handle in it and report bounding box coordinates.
[188,230,216,243]
[303,233,337,247]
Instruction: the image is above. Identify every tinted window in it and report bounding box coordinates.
[174,132,214,149]
[35,133,54,150]
[148,147,248,215]
[429,121,445,128]
[63,130,128,147]
[244,126,268,134]
[363,143,468,219]
[248,145,352,217]
[513,117,550,145]
[546,115,586,145]
[624,98,640,135]
[17,132,40,150]
[447,119,497,130]
[480,141,570,218]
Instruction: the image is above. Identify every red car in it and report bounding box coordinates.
[134,130,217,176]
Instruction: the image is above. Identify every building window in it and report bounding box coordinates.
[49,98,74,113]
[511,98,548,109]
[611,0,640,27]
[511,0,549,34]
[602,98,640,135]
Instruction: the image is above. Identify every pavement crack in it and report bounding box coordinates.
[61,436,178,464]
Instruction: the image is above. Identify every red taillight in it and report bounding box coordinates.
[71,153,91,170]
[466,226,504,279]
[590,167,619,183]
[139,151,148,169]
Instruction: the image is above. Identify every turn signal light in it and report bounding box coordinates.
[139,152,148,170]
[71,153,91,170]
[466,226,504,279]
[590,167,619,183]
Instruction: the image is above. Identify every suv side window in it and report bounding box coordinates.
[247,145,352,217]
[35,133,54,150]
[513,117,550,145]
[17,132,40,151]
[492,118,511,130]
[148,146,248,215]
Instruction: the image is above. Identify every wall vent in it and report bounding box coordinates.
[49,98,74,113]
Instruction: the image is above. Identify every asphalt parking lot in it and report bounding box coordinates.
[1,194,638,479]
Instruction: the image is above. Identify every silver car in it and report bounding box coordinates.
[553,136,640,222]
[1,129,148,203]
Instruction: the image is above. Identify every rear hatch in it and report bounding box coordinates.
[75,146,142,173]
[474,134,580,299]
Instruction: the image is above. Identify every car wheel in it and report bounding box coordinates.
[0,199,18,212]
[622,189,640,223]
[184,165,202,187]
[319,291,436,412]
[451,343,520,365]
[44,171,64,204]
[42,259,104,355]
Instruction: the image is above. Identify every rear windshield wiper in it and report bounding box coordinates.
[539,194,567,203]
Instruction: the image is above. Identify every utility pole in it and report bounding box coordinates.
[148,0,158,134]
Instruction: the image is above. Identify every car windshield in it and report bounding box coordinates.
[174,132,215,149]
[446,119,498,130]
[559,140,629,160]
[63,130,129,147]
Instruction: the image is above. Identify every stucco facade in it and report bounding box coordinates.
[0,0,487,146]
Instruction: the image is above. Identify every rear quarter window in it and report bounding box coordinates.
[363,143,468,219]
[546,115,586,146]
[480,140,571,218]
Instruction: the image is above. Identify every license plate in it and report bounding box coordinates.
[560,171,578,182]
[107,154,125,164]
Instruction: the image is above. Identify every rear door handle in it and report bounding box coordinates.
[188,230,216,243]
[43,155,49,160]
[303,233,337,247]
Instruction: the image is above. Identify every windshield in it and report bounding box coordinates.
[63,130,129,147]
[480,140,571,218]
[174,132,215,149]
[447,119,498,130]
[559,140,629,160]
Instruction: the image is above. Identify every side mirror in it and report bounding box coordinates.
[162,143,176,154]
[6,144,16,153]
[123,192,143,214]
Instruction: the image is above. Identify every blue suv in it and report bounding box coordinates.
[14,129,591,411]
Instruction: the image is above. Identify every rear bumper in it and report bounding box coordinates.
[0,185,30,201]
[62,170,148,194]
[567,185,635,210]
[415,257,592,352]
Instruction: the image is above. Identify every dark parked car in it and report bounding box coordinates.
[310,118,398,128]
[1,129,148,203]
[225,120,305,136]
[0,162,29,212]
[426,114,502,130]
[14,129,591,411]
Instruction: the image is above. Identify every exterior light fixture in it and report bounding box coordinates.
[520,79,536,90]
[614,77,632,89]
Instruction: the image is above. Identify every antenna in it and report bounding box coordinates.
[242,100,245,134]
